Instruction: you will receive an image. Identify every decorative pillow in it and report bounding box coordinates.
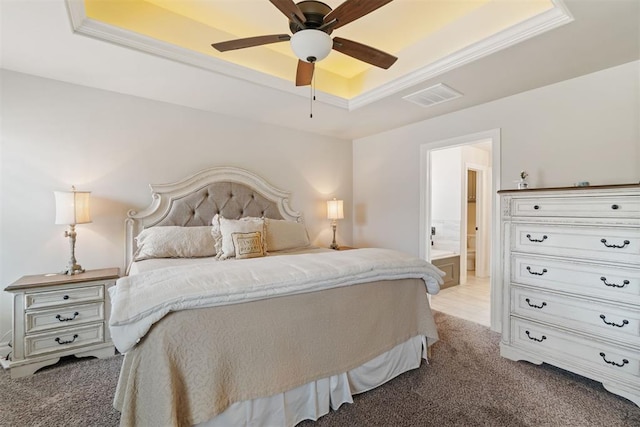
[264,218,310,252]
[218,216,265,259]
[211,213,222,255]
[134,226,216,261]
[231,231,265,259]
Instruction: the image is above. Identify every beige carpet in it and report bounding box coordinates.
[1,312,638,426]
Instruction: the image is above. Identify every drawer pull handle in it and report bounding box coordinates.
[611,204,619,210]
[55,334,79,345]
[599,315,629,328]
[600,277,629,288]
[525,331,546,342]
[55,312,79,322]
[525,298,547,309]
[599,352,629,368]
[533,205,540,210]
[526,234,547,243]
[526,266,547,276]
[600,238,630,249]
[63,295,70,300]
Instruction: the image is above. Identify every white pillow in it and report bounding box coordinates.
[232,231,265,259]
[264,218,310,252]
[134,226,216,261]
[218,216,265,259]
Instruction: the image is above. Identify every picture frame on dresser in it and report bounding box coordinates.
[498,184,640,407]
[1,268,119,378]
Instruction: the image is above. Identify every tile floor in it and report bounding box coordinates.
[430,272,491,327]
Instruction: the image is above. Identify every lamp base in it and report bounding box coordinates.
[329,222,339,250]
[62,224,85,275]
[62,264,85,276]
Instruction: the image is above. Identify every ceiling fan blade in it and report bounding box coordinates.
[324,0,393,30]
[296,60,314,86]
[269,0,306,24]
[212,34,290,52]
[332,37,397,69]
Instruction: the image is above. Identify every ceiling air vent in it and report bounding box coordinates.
[403,83,463,108]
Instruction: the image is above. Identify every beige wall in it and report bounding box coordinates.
[353,60,639,255]
[0,70,353,344]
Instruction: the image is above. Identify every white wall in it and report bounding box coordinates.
[353,60,639,255]
[0,70,353,344]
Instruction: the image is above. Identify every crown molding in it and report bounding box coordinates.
[64,0,349,109]
[65,0,572,112]
[348,0,574,110]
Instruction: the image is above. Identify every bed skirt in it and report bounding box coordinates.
[197,335,428,427]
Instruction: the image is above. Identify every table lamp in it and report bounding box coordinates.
[54,186,91,275]
[327,198,344,250]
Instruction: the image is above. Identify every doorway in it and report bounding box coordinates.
[419,129,502,332]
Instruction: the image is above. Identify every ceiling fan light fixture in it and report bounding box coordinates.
[290,29,332,63]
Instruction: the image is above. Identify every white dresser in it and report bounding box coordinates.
[1,268,119,378]
[499,184,640,407]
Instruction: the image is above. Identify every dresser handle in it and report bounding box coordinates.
[600,277,629,288]
[55,312,79,322]
[55,334,79,345]
[525,331,546,342]
[599,315,629,328]
[525,298,546,309]
[600,238,630,249]
[611,204,619,210]
[533,205,540,210]
[526,234,547,243]
[599,352,629,368]
[526,266,547,276]
[63,295,70,300]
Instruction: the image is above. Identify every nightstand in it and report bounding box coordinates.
[1,268,119,378]
[336,246,356,251]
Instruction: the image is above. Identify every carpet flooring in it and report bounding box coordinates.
[1,311,639,426]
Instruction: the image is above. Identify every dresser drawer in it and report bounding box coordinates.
[24,323,104,358]
[25,302,105,334]
[25,285,104,310]
[512,224,640,264]
[512,287,640,343]
[510,318,640,380]
[511,195,640,218]
[512,255,640,303]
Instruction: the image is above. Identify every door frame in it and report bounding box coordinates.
[419,128,502,332]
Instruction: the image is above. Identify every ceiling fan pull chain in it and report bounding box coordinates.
[309,83,313,118]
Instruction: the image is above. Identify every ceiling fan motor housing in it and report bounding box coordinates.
[289,1,333,34]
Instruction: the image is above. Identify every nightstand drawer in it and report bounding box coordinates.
[25,302,105,334]
[25,284,104,310]
[25,323,104,358]
[511,195,640,218]
[512,224,640,264]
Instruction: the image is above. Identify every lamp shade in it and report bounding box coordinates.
[54,189,92,225]
[327,199,344,220]
[290,29,332,63]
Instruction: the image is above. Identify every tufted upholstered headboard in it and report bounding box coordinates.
[124,167,302,267]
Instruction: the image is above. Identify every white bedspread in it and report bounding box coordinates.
[109,248,444,353]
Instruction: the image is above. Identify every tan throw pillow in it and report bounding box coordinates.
[232,231,265,259]
[134,226,216,261]
[264,218,310,252]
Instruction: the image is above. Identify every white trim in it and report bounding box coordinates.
[350,0,573,110]
[64,0,572,112]
[420,129,502,333]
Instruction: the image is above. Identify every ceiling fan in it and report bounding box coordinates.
[211,0,398,86]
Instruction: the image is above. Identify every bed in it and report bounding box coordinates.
[110,166,444,427]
